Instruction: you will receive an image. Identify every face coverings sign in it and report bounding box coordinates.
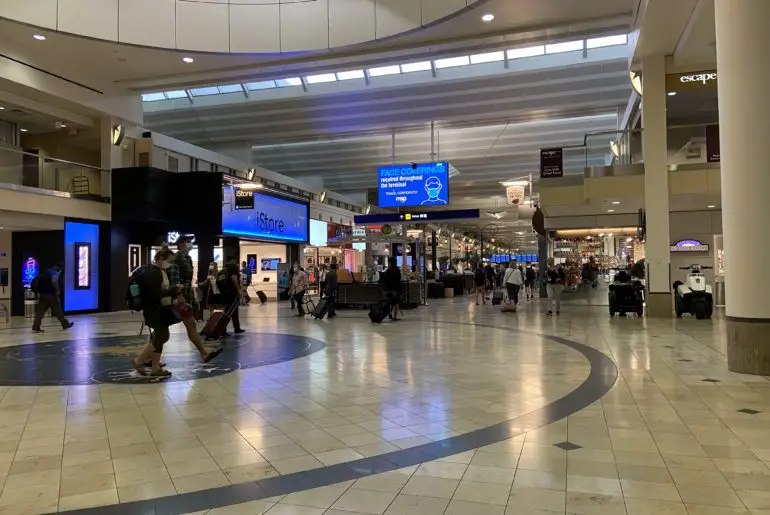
[378,162,450,208]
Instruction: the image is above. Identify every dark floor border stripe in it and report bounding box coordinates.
[726,315,770,324]
[56,321,618,515]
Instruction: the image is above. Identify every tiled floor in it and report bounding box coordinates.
[0,290,769,515]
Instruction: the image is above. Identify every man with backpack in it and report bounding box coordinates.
[31,263,73,333]
[217,256,244,335]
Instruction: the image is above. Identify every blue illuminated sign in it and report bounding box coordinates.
[378,161,450,208]
[22,256,38,288]
[223,187,309,243]
[64,221,100,312]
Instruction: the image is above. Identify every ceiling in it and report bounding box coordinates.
[0,99,88,134]
[0,0,633,93]
[666,86,718,126]
[144,47,632,246]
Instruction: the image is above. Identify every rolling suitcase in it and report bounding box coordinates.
[491,289,504,305]
[313,297,330,320]
[368,300,391,323]
[201,300,237,338]
[256,290,268,304]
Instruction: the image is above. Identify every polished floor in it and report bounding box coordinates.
[0,292,768,515]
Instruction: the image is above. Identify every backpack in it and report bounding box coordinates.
[215,267,231,294]
[126,265,149,311]
[474,268,485,283]
[31,273,52,294]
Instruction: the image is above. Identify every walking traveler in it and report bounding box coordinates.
[31,263,73,333]
[525,265,536,300]
[132,247,180,377]
[205,262,223,318]
[319,264,328,297]
[384,258,402,320]
[241,261,253,303]
[293,265,309,316]
[474,263,487,305]
[219,256,245,334]
[167,236,221,363]
[545,259,566,316]
[325,263,338,318]
[503,261,524,306]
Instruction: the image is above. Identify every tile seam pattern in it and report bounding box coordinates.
[53,320,619,515]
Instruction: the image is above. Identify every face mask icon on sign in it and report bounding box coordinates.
[422,176,447,205]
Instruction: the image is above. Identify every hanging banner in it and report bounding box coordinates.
[540,148,563,178]
[506,186,525,205]
[705,125,720,163]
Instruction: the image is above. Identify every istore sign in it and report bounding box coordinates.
[234,188,255,210]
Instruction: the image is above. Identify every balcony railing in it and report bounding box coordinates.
[0,145,108,201]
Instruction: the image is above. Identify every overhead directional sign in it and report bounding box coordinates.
[354,209,480,225]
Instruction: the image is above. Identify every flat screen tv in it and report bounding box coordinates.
[261,258,280,271]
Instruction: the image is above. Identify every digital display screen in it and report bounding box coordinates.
[22,256,38,289]
[378,161,449,208]
[222,186,309,243]
[310,219,328,247]
[261,258,280,271]
[74,243,91,290]
[247,254,257,273]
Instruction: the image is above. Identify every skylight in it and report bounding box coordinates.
[545,40,584,54]
[400,61,432,73]
[434,56,471,69]
[217,84,244,94]
[336,70,365,80]
[275,78,302,87]
[470,51,505,64]
[142,92,165,102]
[190,87,220,96]
[245,81,276,90]
[306,73,337,84]
[586,34,628,49]
[507,45,545,59]
[164,90,188,99]
[368,65,401,77]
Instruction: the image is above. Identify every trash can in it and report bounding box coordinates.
[715,279,726,307]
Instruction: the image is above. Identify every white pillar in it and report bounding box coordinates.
[715,0,770,374]
[641,55,672,317]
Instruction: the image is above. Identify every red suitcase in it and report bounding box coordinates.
[201,300,237,338]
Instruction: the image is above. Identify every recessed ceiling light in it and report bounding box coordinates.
[20,128,28,132]
[667,91,677,96]
[182,57,194,63]
[707,204,716,208]
[481,13,495,22]
[607,209,615,213]
[33,34,46,41]
[612,201,621,205]
[0,106,4,110]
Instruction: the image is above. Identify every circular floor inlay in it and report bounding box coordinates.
[0,332,325,386]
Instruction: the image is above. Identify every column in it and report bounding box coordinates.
[715,0,770,374]
[641,55,672,317]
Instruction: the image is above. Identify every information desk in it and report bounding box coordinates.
[440,274,467,295]
[336,281,422,307]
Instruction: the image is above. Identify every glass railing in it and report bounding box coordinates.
[0,145,108,200]
[581,124,720,170]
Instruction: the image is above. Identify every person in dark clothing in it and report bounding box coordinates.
[132,247,180,377]
[288,266,296,309]
[325,263,338,318]
[484,263,495,291]
[31,263,73,333]
[221,256,244,334]
[384,258,402,320]
[167,237,221,363]
[525,265,536,300]
[474,263,487,305]
[241,261,253,303]
[545,259,566,316]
